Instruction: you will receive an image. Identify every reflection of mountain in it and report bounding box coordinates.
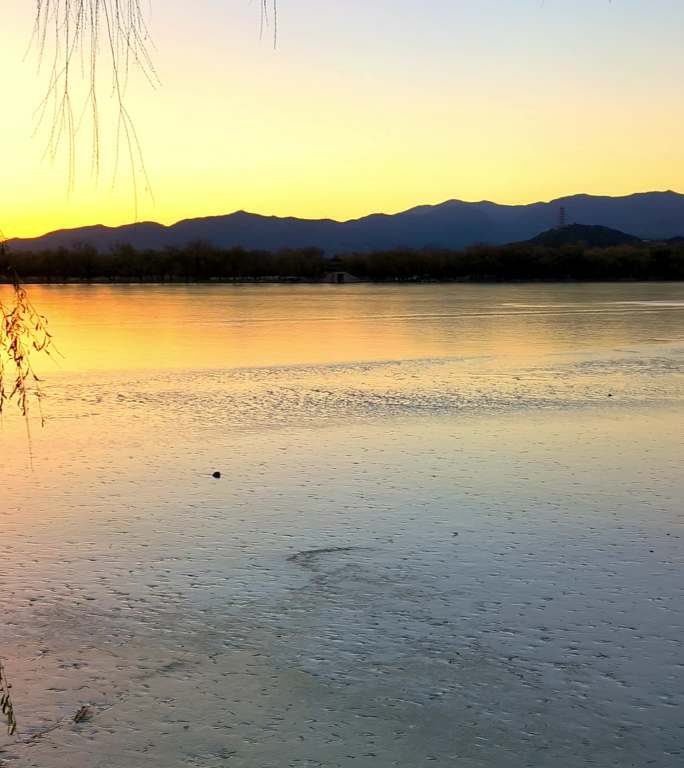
[9,191,684,254]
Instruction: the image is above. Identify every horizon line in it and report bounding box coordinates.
[7,188,682,243]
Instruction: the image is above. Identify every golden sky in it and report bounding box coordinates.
[2,0,683,239]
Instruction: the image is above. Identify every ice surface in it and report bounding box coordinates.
[0,284,682,767]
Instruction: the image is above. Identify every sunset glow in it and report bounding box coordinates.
[2,0,684,239]
[2,5,683,762]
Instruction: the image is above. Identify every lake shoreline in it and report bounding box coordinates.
[4,276,684,286]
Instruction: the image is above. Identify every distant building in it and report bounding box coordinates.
[323,271,361,284]
[557,206,567,229]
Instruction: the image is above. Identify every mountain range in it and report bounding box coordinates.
[8,191,684,254]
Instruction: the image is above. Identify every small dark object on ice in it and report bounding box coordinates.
[212,471,221,479]
[73,705,92,723]
[453,532,459,536]
[608,393,613,397]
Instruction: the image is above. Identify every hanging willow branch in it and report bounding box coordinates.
[31,1,277,210]
[0,241,53,429]
[0,3,278,740]
[0,253,52,745]
[32,1,157,210]
[0,660,17,737]
[259,0,278,47]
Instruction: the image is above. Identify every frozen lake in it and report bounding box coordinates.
[1,283,683,767]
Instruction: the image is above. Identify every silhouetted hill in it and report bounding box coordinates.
[527,224,642,248]
[7,191,684,254]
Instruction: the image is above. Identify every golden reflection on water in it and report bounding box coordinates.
[2,283,682,375]
[1,284,683,768]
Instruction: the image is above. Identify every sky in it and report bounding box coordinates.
[2,0,684,239]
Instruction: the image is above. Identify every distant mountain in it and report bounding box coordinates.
[7,191,684,254]
[527,223,642,248]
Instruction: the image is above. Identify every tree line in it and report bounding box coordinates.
[2,240,683,282]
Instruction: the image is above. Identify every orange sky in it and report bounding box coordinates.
[2,1,683,240]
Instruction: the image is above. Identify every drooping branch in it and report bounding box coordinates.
[260,0,278,47]
[0,239,53,429]
[31,2,277,209]
[32,1,157,209]
[0,660,17,737]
